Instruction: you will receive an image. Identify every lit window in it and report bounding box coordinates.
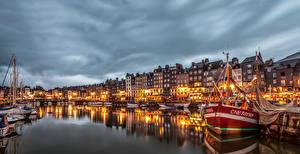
[281,80,286,86]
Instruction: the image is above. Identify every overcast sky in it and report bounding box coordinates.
[0,0,300,89]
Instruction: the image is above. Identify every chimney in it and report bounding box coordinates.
[176,63,182,70]
[205,58,209,64]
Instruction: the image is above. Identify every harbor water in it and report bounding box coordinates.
[1,104,299,154]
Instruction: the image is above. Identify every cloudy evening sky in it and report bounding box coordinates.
[0,0,300,89]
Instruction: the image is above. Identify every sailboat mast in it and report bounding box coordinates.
[12,54,17,106]
[20,80,23,102]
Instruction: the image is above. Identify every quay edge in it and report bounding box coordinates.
[260,112,300,144]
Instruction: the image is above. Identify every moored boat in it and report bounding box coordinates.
[103,102,112,106]
[88,102,103,106]
[0,114,16,138]
[205,103,258,134]
[204,52,259,135]
[127,101,139,108]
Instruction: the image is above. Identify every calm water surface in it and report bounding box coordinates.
[1,105,299,154]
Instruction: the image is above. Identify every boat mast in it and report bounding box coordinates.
[255,52,261,90]
[20,80,23,102]
[225,52,230,102]
[12,54,17,106]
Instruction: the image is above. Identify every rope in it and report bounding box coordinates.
[2,55,13,87]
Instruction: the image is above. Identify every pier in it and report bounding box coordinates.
[261,112,300,144]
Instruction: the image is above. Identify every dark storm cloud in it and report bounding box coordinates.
[1,0,300,89]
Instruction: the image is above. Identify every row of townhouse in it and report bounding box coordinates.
[265,52,300,92]
[47,51,298,102]
[3,52,299,102]
[122,52,300,102]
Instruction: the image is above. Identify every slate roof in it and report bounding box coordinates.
[242,56,256,63]
[277,51,300,63]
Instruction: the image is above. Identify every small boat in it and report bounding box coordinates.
[22,106,32,117]
[173,102,190,108]
[31,109,37,115]
[0,106,30,119]
[48,102,52,106]
[127,101,139,108]
[0,114,16,138]
[7,114,24,123]
[88,102,103,106]
[103,102,112,106]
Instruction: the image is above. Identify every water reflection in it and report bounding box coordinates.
[0,119,37,154]
[39,105,206,145]
[0,105,299,154]
[204,129,259,153]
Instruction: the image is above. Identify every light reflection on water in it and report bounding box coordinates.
[1,105,299,154]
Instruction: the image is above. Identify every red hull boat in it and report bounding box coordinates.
[204,52,259,135]
[205,103,258,134]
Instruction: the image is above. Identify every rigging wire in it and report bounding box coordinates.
[2,55,13,87]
